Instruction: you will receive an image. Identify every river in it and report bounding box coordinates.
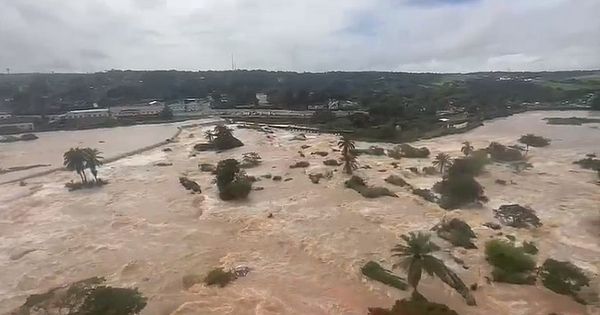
[0,111,598,314]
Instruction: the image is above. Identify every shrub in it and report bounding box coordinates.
[494,204,542,228]
[289,161,310,168]
[448,156,490,178]
[212,130,244,151]
[398,144,430,158]
[361,261,408,291]
[360,186,398,198]
[487,142,524,162]
[345,175,366,189]
[352,146,386,156]
[540,259,591,304]
[435,175,486,209]
[219,175,252,200]
[203,268,236,287]
[368,292,459,315]
[574,157,600,171]
[199,163,216,172]
[345,176,397,198]
[20,133,39,141]
[521,241,538,255]
[311,151,329,157]
[179,177,201,193]
[12,277,147,315]
[240,152,262,168]
[323,159,341,166]
[384,175,410,187]
[78,286,147,315]
[411,188,437,203]
[216,159,240,189]
[433,218,477,249]
[216,159,252,200]
[387,147,403,160]
[485,239,536,285]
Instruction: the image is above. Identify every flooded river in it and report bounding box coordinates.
[0,111,598,314]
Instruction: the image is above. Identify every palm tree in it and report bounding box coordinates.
[392,232,476,305]
[338,136,357,175]
[432,153,453,174]
[63,148,88,183]
[461,141,474,156]
[338,136,355,158]
[83,148,103,182]
[204,130,215,143]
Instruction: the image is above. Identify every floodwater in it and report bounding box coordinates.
[0,118,221,183]
[0,111,598,315]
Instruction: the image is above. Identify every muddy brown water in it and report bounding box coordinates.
[0,111,598,314]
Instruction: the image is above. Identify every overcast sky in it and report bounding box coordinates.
[1,0,599,73]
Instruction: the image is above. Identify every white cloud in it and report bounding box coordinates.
[0,0,598,73]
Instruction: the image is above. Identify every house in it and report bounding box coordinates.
[0,117,35,134]
[64,108,110,120]
[328,100,359,110]
[256,93,270,107]
[110,105,163,119]
[307,104,328,110]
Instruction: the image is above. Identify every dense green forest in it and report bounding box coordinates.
[0,70,598,117]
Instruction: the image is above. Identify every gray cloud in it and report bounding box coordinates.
[0,0,598,73]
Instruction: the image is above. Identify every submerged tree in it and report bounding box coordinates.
[518,134,550,155]
[461,141,474,156]
[392,232,475,305]
[64,147,88,183]
[338,136,358,175]
[432,153,453,174]
[64,147,104,184]
[204,130,215,143]
[83,147,103,182]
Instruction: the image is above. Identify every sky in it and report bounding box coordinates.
[1,0,599,73]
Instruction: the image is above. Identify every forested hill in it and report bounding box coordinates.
[0,70,599,115]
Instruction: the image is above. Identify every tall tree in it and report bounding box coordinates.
[392,232,476,305]
[63,148,88,183]
[461,141,474,156]
[432,153,453,174]
[204,130,215,143]
[518,134,550,155]
[83,148,103,182]
[338,136,357,174]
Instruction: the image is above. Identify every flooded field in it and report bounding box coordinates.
[0,111,598,315]
[0,119,221,183]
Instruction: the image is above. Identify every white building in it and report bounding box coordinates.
[256,93,270,106]
[64,108,110,119]
[0,112,11,119]
[0,121,34,132]
[110,105,163,118]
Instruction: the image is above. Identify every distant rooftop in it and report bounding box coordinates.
[66,108,109,114]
